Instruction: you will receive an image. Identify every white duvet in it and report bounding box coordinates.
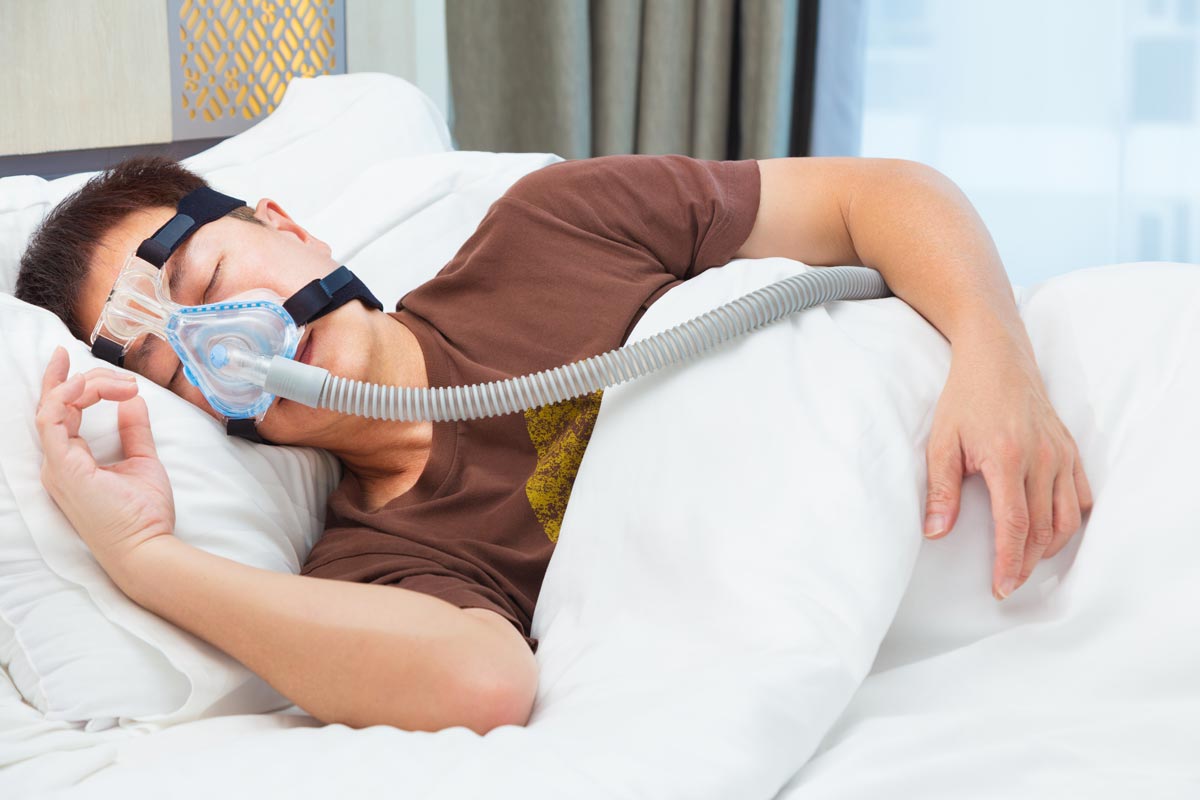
[14,260,1200,800]
[2,75,1199,798]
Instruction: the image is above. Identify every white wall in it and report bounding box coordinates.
[345,0,451,127]
[861,0,1200,283]
[0,0,171,156]
[0,0,452,158]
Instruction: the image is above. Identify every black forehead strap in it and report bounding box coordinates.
[135,186,245,268]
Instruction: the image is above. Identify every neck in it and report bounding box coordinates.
[322,316,435,505]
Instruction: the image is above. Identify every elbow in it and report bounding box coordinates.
[461,655,539,735]
[302,654,537,734]
[464,684,534,735]
[305,672,535,734]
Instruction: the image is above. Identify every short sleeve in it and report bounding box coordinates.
[396,574,539,654]
[301,536,539,655]
[501,154,761,281]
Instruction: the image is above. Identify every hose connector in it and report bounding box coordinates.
[262,356,329,409]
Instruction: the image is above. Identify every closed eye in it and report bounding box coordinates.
[202,259,223,304]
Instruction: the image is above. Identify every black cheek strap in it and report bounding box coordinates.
[283,266,384,326]
[225,418,274,445]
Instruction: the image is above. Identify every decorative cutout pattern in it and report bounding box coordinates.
[168,0,345,139]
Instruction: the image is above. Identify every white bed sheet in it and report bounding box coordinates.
[5,261,1199,800]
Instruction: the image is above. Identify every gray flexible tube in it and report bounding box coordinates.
[261,266,891,422]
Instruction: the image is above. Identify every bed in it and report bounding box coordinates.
[2,73,1198,799]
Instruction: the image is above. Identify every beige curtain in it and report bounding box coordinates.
[446,0,811,160]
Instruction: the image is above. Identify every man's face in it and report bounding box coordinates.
[77,198,383,445]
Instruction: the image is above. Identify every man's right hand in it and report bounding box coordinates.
[35,345,176,581]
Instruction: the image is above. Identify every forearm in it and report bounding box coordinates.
[846,160,1035,362]
[112,536,514,733]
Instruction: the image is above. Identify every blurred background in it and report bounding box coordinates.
[1,0,1195,286]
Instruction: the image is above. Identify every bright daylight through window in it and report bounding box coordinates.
[862,0,1199,285]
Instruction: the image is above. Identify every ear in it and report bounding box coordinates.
[253,198,333,257]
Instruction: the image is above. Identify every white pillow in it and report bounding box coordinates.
[0,72,452,294]
[0,73,456,728]
[0,296,339,728]
[0,454,187,730]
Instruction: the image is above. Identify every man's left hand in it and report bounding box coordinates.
[922,339,1094,600]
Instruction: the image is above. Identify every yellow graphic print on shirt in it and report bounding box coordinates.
[523,389,604,543]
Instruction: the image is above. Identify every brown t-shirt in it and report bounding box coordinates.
[299,154,762,652]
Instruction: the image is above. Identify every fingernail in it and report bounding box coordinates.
[996,576,1019,600]
[924,514,946,538]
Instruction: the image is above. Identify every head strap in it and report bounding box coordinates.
[283,266,384,325]
[226,418,274,445]
[91,336,127,369]
[136,187,246,268]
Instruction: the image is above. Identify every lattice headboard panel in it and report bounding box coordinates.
[168,0,346,140]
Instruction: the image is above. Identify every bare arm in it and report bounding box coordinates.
[113,536,538,734]
[734,157,1092,599]
[34,348,536,734]
[736,156,1031,357]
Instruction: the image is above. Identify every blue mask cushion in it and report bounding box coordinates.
[166,298,300,419]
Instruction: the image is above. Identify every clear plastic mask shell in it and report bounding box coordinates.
[92,253,303,420]
[166,295,302,420]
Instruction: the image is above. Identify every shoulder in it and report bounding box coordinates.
[502,154,696,209]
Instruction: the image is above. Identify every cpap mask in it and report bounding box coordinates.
[90,186,382,443]
[90,254,301,419]
[92,187,894,443]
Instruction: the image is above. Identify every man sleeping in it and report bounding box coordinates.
[16,153,1092,735]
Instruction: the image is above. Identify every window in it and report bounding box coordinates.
[861,0,1200,285]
